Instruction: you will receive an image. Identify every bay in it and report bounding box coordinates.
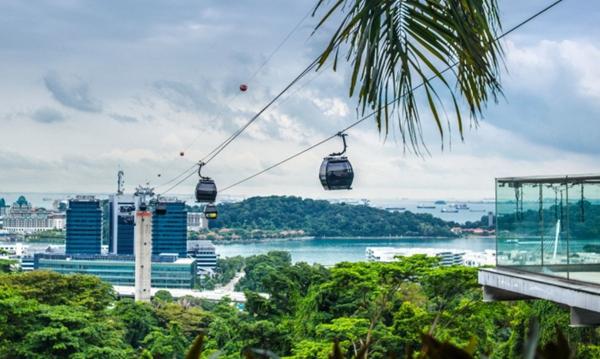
[214,237,495,266]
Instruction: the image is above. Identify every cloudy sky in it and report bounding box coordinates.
[1,0,599,202]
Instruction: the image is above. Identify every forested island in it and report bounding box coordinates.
[189,196,461,240]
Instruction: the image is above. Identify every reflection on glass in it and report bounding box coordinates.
[496,175,600,285]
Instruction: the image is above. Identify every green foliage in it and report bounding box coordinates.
[1,254,599,358]
[153,290,174,303]
[142,324,188,359]
[0,259,15,273]
[211,196,456,238]
[24,229,65,243]
[112,299,159,348]
[0,270,115,312]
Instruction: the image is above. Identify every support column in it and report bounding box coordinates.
[134,210,152,302]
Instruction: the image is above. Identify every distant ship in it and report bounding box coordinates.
[385,207,407,212]
[441,206,459,213]
[454,203,470,210]
[434,200,447,205]
[417,204,436,209]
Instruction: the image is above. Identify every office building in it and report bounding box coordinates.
[0,198,6,217]
[108,194,136,255]
[187,240,217,271]
[66,196,102,255]
[34,253,197,289]
[152,199,187,257]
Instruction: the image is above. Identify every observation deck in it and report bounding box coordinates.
[479,174,600,326]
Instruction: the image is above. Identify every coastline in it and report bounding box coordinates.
[211,235,493,245]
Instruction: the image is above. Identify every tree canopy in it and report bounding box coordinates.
[206,196,456,238]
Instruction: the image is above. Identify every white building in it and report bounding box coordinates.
[463,250,496,267]
[366,247,465,266]
[49,213,66,230]
[187,240,217,271]
[0,242,28,257]
[187,212,208,231]
[3,197,55,234]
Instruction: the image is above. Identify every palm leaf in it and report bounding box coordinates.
[313,0,503,153]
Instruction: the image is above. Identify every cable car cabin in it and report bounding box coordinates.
[155,203,167,215]
[204,203,218,220]
[319,156,354,190]
[195,179,217,203]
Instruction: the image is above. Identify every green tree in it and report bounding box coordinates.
[112,299,159,348]
[142,324,188,359]
[0,271,114,312]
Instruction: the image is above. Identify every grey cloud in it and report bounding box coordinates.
[153,80,215,112]
[31,107,66,123]
[110,114,138,123]
[43,71,102,113]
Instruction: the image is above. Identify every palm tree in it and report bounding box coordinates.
[313,0,503,152]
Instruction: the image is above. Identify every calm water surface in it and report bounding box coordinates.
[214,237,495,265]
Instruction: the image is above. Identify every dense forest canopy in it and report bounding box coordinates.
[191,196,458,238]
[2,253,600,358]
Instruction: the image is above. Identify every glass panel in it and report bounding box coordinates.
[567,182,600,284]
[541,183,568,277]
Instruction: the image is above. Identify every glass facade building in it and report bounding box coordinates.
[496,174,600,284]
[66,197,102,255]
[34,253,197,289]
[108,195,135,255]
[152,200,187,257]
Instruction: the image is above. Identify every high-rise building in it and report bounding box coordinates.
[152,199,187,257]
[66,196,102,255]
[108,194,136,255]
[0,198,6,217]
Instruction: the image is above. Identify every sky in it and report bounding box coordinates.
[1,0,599,202]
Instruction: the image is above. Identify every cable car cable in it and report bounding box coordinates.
[157,58,319,194]
[154,5,315,187]
[202,58,320,165]
[219,0,565,193]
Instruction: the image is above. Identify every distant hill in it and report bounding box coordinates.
[192,196,457,238]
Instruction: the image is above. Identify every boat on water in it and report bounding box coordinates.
[454,203,470,210]
[441,206,459,213]
[417,204,436,209]
[385,207,407,212]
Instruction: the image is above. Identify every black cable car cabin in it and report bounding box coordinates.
[195,162,218,203]
[195,179,217,203]
[204,203,218,220]
[319,133,354,190]
[320,156,353,190]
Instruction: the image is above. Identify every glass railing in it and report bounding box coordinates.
[496,174,600,284]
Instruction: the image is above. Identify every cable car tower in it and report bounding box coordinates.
[133,185,155,302]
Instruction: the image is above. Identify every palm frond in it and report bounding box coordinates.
[314,0,503,153]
